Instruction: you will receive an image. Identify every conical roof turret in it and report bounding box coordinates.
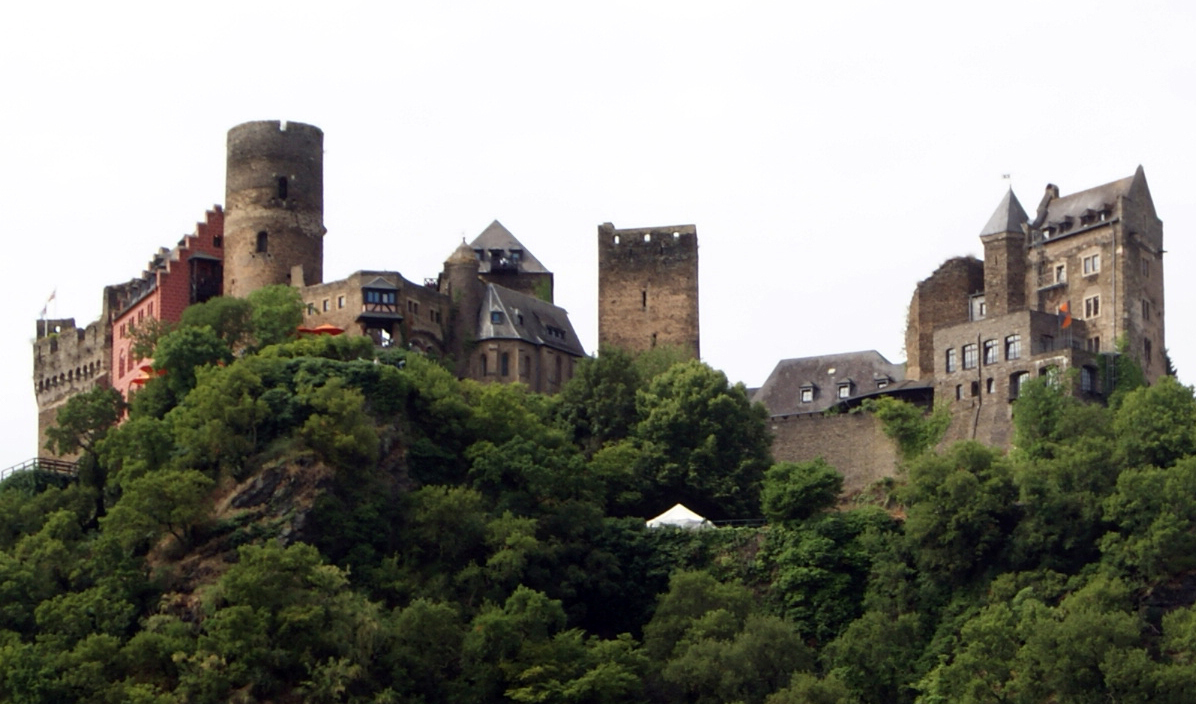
[980,188,1029,236]
[446,238,477,266]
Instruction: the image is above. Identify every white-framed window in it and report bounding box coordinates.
[983,339,998,365]
[1083,253,1100,275]
[1085,295,1101,318]
[800,387,814,403]
[963,344,978,370]
[945,348,957,373]
[838,383,851,399]
[1005,334,1022,360]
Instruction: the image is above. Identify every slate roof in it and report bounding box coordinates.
[1037,166,1155,237]
[751,350,911,417]
[469,220,550,274]
[980,189,1029,236]
[476,284,585,356]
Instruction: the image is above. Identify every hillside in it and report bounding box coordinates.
[6,303,1196,702]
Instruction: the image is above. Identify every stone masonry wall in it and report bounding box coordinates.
[905,256,984,380]
[769,413,899,494]
[33,318,110,459]
[224,121,325,297]
[598,223,699,358]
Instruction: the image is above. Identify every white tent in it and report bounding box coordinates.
[646,503,713,530]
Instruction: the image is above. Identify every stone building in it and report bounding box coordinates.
[906,167,1163,446]
[33,121,587,456]
[753,168,1165,483]
[751,351,932,493]
[597,222,699,358]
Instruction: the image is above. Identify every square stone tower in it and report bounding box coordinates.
[597,222,699,358]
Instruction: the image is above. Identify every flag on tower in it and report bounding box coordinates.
[39,290,56,319]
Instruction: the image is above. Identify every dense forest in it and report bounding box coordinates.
[7,288,1196,703]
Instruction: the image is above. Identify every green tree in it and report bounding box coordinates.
[1113,375,1196,469]
[823,609,923,704]
[152,325,234,403]
[179,295,254,351]
[44,386,126,461]
[556,346,642,454]
[901,442,1017,582]
[633,360,772,519]
[248,284,304,349]
[642,570,754,662]
[1101,456,1196,582]
[101,469,214,549]
[865,396,950,462]
[761,459,843,525]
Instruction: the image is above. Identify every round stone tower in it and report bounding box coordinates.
[223,120,325,298]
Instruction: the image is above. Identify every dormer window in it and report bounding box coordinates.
[491,311,504,324]
[837,383,852,399]
[509,249,522,263]
[800,386,815,403]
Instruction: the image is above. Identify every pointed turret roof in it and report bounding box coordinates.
[445,238,476,265]
[469,220,550,274]
[980,189,1029,236]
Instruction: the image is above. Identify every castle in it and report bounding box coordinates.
[33,121,1165,489]
[753,167,1165,490]
[34,121,599,455]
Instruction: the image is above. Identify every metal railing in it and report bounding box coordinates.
[0,457,79,484]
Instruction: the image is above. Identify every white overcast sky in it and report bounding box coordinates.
[3,1,1195,470]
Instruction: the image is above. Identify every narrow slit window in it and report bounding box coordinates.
[256,231,268,253]
[277,177,288,199]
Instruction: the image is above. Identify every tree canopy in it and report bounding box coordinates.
[16,330,1196,703]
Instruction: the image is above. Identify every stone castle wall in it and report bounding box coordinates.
[33,318,110,459]
[905,256,984,380]
[769,413,900,494]
[597,223,699,358]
